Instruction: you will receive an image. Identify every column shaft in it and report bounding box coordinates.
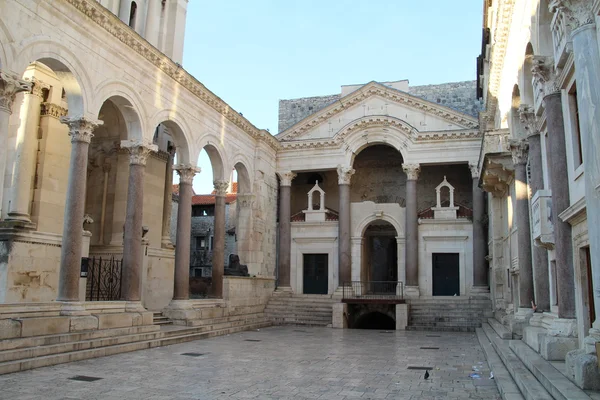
[7,82,46,221]
[544,93,576,318]
[472,176,488,287]
[527,132,551,312]
[211,181,227,298]
[0,108,10,218]
[172,167,196,300]
[57,117,102,302]
[514,160,534,308]
[278,184,292,287]
[338,183,351,285]
[571,23,600,325]
[161,149,175,248]
[405,178,418,287]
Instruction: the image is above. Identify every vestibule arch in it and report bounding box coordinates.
[149,110,193,165]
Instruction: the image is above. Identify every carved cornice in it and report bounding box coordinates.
[279,171,296,187]
[518,105,538,137]
[63,0,279,151]
[337,165,355,185]
[550,0,595,31]
[278,83,478,141]
[121,140,158,166]
[41,102,68,119]
[213,180,229,196]
[174,164,199,185]
[0,70,31,113]
[60,116,104,144]
[485,0,516,122]
[510,139,529,165]
[402,163,421,181]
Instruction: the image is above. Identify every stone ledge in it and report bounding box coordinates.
[489,318,513,339]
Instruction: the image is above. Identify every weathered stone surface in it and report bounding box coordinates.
[96,313,133,329]
[20,316,70,337]
[0,319,21,339]
[69,316,98,332]
[332,303,347,329]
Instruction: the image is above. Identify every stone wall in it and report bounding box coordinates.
[277,80,482,132]
[222,276,275,314]
[417,164,473,211]
[143,248,175,311]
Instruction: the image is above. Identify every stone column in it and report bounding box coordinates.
[0,71,30,219]
[172,165,198,301]
[277,172,295,289]
[120,141,157,310]
[211,179,228,298]
[402,164,420,295]
[470,164,488,291]
[552,0,600,328]
[7,78,49,223]
[57,117,103,310]
[510,139,534,309]
[337,166,355,286]
[161,146,175,248]
[519,105,551,312]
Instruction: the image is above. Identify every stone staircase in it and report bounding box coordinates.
[264,292,337,326]
[0,310,271,375]
[406,297,493,332]
[152,312,172,326]
[477,320,598,400]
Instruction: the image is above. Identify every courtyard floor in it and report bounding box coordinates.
[0,326,499,399]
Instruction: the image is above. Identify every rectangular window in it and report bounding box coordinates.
[568,84,583,168]
[195,237,206,249]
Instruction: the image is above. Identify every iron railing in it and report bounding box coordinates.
[342,281,404,303]
[85,256,123,301]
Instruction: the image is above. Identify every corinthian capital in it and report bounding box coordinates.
[279,171,296,187]
[0,70,31,113]
[510,139,529,166]
[518,105,538,137]
[213,179,229,196]
[60,116,104,143]
[469,163,480,179]
[27,77,50,99]
[531,56,561,98]
[174,164,200,185]
[337,165,356,185]
[549,0,594,31]
[121,139,158,166]
[402,163,421,180]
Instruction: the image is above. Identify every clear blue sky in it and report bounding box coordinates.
[181,0,484,194]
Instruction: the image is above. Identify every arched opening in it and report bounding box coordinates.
[536,0,554,57]
[129,1,137,29]
[361,220,398,285]
[351,144,405,204]
[231,161,253,274]
[354,312,396,330]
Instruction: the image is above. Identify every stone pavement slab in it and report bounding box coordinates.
[0,326,499,399]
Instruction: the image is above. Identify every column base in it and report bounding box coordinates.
[162,299,199,323]
[470,285,490,299]
[404,286,420,298]
[59,301,90,316]
[539,317,578,361]
[508,307,534,338]
[565,329,600,390]
[160,236,174,249]
[0,219,36,230]
[124,301,146,312]
[275,286,293,294]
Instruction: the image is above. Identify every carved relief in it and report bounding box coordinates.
[510,139,529,166]
[531,56,561,98]
[402,163,421,181]
[213,179,229,196]
[41,102,68,119]
[518,105,538,137]
[279,171,296,187]
[0,70,31,113]
[549,0,594,31]
[337,165,355,185]
[121,140,158,166]
[174,165,199,185]
[469,163,480,179]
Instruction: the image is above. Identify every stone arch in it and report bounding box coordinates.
[92,80,148,142]
[336,116,413,166]
[14,38,93,117]
[95,95,144,144]
[148,110,193,165]
[355,213,404,238]
[196,135,227,181]
[536,0,554,57]
[0,19,13,70]
[230,157,253,194]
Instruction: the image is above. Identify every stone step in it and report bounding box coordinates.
[0,325,160,352]
[476,327,525,400]
[265,311,331,319]
[266,300,336,307]
[509,340,591,400]
[407,321,483,328]
[264,303,333,311]
[264,308,332,316]
[187,315,269,330]
[409,310,488,316]
[488,318,512,339]
[481,323,553,400]
[406,325,476,332]
[0,320,272,375]
[270,318,330,327]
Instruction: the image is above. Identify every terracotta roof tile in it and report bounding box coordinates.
[191,193,237,206]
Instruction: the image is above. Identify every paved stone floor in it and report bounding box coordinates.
[0,326,499,399]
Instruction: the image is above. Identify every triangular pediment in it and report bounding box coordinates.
[276,81,479,142]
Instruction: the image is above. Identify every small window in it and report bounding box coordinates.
[568,84,583,168]
[129,1,137,28]
[195,236,206,249]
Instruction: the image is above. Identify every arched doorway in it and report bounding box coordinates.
[354,312,396,330]
[361,220,398,287]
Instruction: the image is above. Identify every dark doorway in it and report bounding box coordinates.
[353,312,396,330]
[370,236,398,282]
[432,253,460,296]
[303,254,328,294]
